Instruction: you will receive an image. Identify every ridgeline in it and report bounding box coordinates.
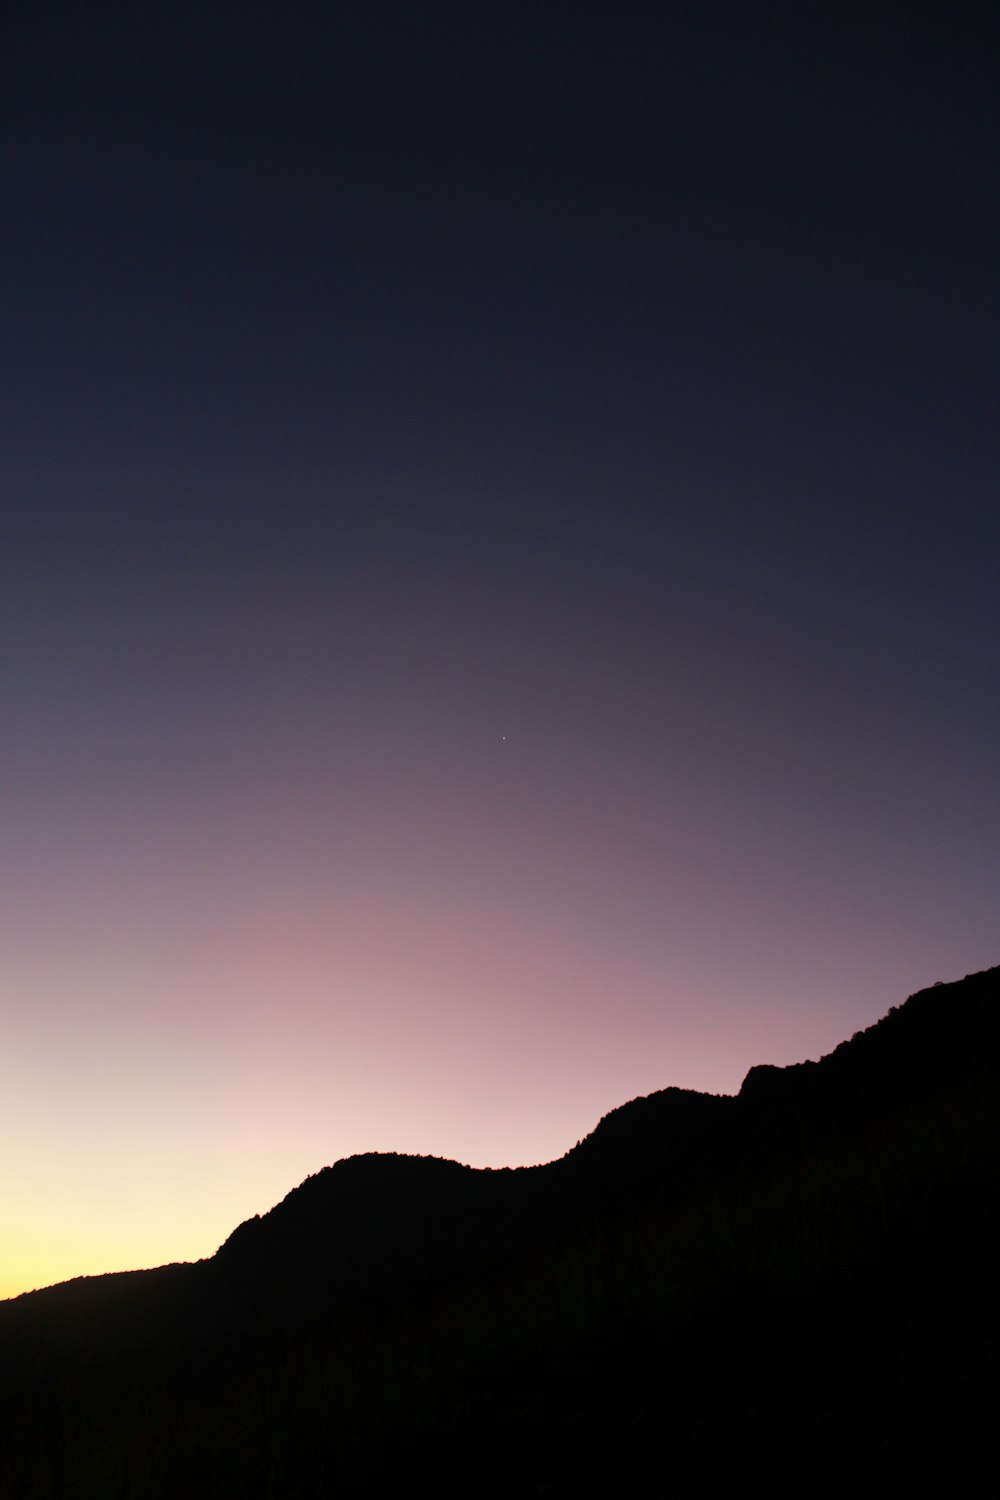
[2,966,996,1496]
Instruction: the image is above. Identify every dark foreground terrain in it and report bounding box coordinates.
[1,967,997,1496]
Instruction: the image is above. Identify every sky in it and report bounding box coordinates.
[2,1,997,1299]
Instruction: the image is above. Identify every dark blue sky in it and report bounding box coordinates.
[2,1,997,1295]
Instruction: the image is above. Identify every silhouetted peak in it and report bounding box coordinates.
[212,1151,498,1317]
[219,1150,478,1256]
[562,1085,731,1167]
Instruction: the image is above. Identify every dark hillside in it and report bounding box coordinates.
[1,966,996,1495]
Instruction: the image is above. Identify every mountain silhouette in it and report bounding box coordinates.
[1,966,996,1496]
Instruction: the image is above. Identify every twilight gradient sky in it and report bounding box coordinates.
[2,2,997,1298]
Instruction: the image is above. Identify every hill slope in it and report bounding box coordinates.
[1,966,997,1496]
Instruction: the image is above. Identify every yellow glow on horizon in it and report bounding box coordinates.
[0,1214,203,1302]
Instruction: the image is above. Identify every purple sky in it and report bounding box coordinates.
[2,2,997,1298]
